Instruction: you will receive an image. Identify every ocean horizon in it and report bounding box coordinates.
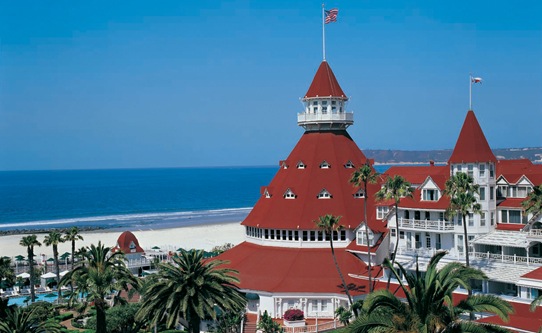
[0,165,391,232]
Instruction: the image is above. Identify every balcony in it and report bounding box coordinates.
[397,217,455,232]
[297,112,354,128]
[527,229,542,238]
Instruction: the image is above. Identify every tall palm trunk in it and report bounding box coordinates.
[363,182,372,293]
[95,297,107,333]
[461,213,470,267]
[28,248,36,302]
[329,237,354,307]
[53,244,61,300]
[190,312,201,333]
[387,202,401,290]
[70,240,75,295]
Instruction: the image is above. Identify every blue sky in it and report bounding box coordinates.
[1,1,541,170]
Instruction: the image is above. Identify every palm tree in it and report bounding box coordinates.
[59,242,140,333]
[315,214,354,308]
[444,172,481,267]
[349,161,379,292]
[0,305,62,333]
[43,231,64,300]
[19,235,41,303]
[375,175,413,288]
[136,249,246,333]
[63,227,84,270]
[0,257,15,289]
[350,251,513,333]
[523,184,542,221]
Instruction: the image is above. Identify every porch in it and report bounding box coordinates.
[397,217,455,232]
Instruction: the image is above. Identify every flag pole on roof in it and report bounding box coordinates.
[322,5,338,61]
[469,73,483,110]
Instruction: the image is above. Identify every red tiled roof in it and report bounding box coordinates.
[448,111,497,164]
[304,61,347,99]
[242,130,386,233]
[495,223,525,231]
[477,300,542,332]
[521,266,542,280]
[397,188,450,210]
[217,242,370,294]
[385,165,449,185]
[111,231,144,254]
[497,198,526,208]
[497,159,542,185]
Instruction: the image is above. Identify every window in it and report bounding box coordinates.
[318,189,332,199]
[310,231,316,241]
[321,300,328,312]
[302,231,308,241]
[436,234,442,249]
[270,230,275,239]
[297,161,306,169]
[468,213,474,226]
[377,206,389,219]
[518,186,529,198]
[399,231,405,239]
[264,229,269,239]
[458,235,464,253]
[422,189,439,201]
[502,210,508,223]
[480,212,486,226]
[405,210,410,219]
[425,211,430,220]
[468,164,474,177]
[340,230,346,241]
[510,210,521,224]
[489,164,494,178]
[391,229,396,237]
[288,230,293,240]
[319,160,331,169]
[284,189,296,199]
[439,212,445,221]
[479,187,486,201]
[353,189,364,198]
[282,230,287,240]
[425,234,431,248]
[490,186,494,200]
[317,231,324,241]
[491,212,495,225]
[415,233,421,249]
[264,189,271,199]
[344,160,354,168]
[312,300,319,312]
[479,164,486,177]
[332,230,338,241]
[406,232,412,249]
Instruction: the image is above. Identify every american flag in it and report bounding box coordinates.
[471,77,483,84]
[325,8,338,24]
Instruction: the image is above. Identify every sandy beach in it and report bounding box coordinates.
[0,222,245,260]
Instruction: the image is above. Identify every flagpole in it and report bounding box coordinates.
[322,3,326,61]
[469,74,472,110]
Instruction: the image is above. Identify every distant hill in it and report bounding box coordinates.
[364,147,542,164]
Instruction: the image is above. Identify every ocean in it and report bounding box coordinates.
[0,165,390,232]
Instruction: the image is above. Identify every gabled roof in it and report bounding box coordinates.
[448,110,497,164]
[242,130,386,232]
[217,241,370,294]
[497,159,542,185]
[304,61,347,99]
[111,231,144,254]
[385,165,449,186]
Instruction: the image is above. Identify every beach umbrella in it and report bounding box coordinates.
[151,246,160,250]
[46,258,55,263]
[17,272,30,279]
[60,252,70,259]
[15,255,25,261]
[41,272,56,279]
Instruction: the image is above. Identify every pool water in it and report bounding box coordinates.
[7,293,58,307]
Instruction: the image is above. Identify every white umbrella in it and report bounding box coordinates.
[40,272,57,279]
[59,270,69,277]
[16,272,30,279]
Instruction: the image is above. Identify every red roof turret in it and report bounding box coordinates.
[111,231,144,254]
[448,110,497,164]
[304,61,347,99]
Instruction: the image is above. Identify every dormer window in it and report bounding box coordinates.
[320,160,331,169]
[284,188,297,199]
[263,189,271,199]
[344,160,355,168]
[353,189,365,198]
[422,189,439,201]
[376,206,389,220]
[318,189,332,199]
[297,161,306,169]
[280,160,288,169]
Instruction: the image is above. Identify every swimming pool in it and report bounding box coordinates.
[7,293,58,307]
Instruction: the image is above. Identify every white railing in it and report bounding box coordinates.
[397,247,440,258]
[397,218,455,231]
[527,229,542,238]
[473,251,542,265]
[126,258,152,268]
[297,112,353,124]
[283,320,343,333]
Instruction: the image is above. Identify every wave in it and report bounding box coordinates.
[0,207,253,231]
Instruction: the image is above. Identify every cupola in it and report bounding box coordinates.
[298,61,353,131]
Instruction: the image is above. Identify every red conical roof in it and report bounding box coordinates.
[111,231,144,254]
[242,130,385,233]
[448,110,497,164]
[304,61,347,99]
